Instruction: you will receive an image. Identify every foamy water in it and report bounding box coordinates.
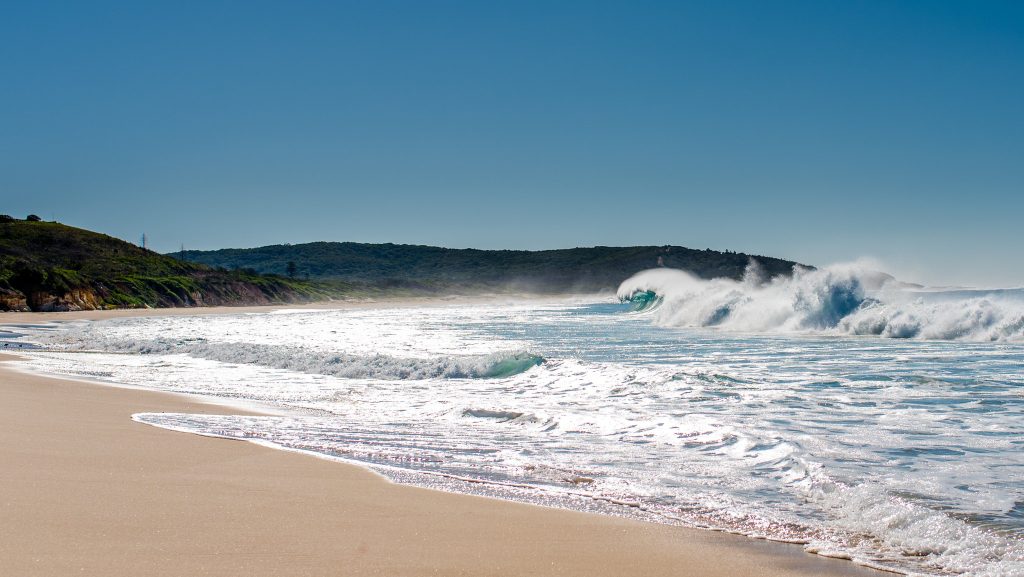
[8,270,1024,576]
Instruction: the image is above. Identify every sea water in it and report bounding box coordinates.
[9,265,1024,576]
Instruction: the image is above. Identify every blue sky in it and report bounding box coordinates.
[3,1,1022,286]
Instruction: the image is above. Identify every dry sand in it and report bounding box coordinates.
[0,309,887,577]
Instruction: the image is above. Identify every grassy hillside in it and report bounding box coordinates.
[177,242,806,294]
[0,219,337,311]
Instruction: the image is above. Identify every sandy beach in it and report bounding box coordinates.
[0,309,886,577]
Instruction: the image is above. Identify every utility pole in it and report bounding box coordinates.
[141,233,148,249]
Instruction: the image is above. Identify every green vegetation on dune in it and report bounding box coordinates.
[177,242,806,294]
[0,219,338,311]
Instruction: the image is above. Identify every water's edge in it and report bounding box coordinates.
[128,410,902,577]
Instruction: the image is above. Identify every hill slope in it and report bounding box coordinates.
[0,220,334,311]
[177,242,806,293]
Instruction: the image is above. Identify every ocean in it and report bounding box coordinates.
[7,264,1024,576]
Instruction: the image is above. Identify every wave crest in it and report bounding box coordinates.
[618,263,1024,341]
[43,335,543,380]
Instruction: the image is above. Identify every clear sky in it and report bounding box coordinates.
[3,1,1022,286]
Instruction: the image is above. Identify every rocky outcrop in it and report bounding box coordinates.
[0,289,30,312]
[27,288,103,312]
[0,276,323,312]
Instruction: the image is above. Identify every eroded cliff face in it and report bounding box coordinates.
[0,289,30,312]
[27,288,103,312]
[0,280,320,312]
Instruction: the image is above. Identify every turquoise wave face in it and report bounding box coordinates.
[482,353,544,378]
[622,289,662,312]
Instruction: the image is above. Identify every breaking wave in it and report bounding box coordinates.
[618,262,1024,341]
[41,335,543,380]
[625,290,662,311]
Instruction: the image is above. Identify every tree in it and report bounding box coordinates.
[0,214,14,222]
[26,214,41,222]
[286,261,298,279]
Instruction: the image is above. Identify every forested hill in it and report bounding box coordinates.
[0,218,335,311]
[177,242,806,293]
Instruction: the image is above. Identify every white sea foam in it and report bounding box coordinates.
[37,335,542,380]
[618,263,1024,341]
[804,475,1024,577]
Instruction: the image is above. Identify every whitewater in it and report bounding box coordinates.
[7,264,1024,577]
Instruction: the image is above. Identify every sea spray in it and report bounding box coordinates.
[618,263,1024,341]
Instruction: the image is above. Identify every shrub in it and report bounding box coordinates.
[0,215,13,222]
[26,214,42,222]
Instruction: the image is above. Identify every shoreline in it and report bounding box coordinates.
[0,293,609,323]
[1,309,887,576]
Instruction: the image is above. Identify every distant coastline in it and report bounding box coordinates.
[1,217,805,312]
[176,241,804,293]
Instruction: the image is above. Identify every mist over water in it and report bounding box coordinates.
[11,280,1024,576]
[618,262,1024,341]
